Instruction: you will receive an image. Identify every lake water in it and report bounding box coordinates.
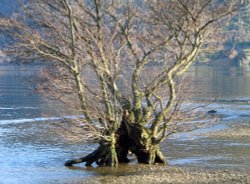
[1,62,250,183]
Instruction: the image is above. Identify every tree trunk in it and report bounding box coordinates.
[119,116,166,165]
[64,114,166,167]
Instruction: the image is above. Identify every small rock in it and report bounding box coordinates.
[207,110,217,114]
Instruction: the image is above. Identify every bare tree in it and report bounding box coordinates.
[0,0,246,166]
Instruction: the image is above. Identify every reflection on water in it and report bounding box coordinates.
[0,63,250,183]
[186,64,250,99]
[0,63,44,120]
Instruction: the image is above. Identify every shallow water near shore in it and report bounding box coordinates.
[1,63,250,183]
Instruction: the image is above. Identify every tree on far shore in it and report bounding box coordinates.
[0,0,246,166]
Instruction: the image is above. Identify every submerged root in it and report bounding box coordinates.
[64,143,114,166]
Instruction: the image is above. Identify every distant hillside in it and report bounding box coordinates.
[1,0,250,66]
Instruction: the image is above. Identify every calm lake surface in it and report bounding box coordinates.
[1,62,250,183]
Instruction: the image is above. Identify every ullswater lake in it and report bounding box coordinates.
[0,62,250,183]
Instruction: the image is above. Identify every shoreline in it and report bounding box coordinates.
[82,119,250,184]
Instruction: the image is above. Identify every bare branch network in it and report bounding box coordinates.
[0,0,247,166]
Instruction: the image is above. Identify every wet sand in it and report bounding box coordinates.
[83,165,250,184]
[203,120,250,138]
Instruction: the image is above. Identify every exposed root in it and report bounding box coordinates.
[65,114,166,167]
